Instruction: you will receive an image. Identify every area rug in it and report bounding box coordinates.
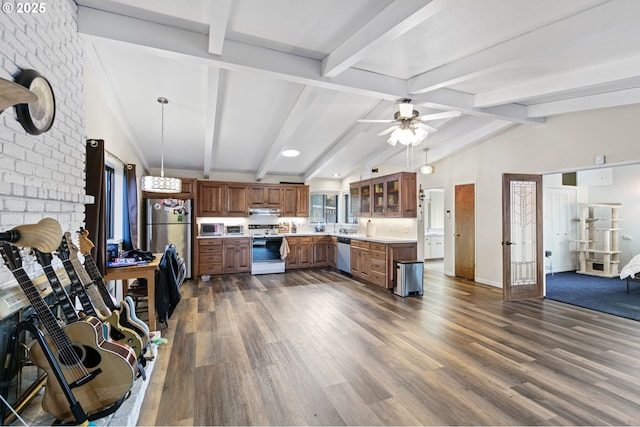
[546,271,640,321]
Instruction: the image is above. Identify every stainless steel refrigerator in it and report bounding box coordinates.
[146,198,192,278]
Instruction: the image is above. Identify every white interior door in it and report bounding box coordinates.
[544,187,577,273]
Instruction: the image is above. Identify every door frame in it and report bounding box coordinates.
[502,173,544,301]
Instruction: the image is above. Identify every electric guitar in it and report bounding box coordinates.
[0,242,136,422]
[76,229,150,341]
[58,233,146,358]
[31,248,81,325]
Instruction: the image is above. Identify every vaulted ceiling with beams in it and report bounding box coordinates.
[77,0,640,181]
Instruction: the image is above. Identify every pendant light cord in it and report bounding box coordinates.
[160,98,166,178]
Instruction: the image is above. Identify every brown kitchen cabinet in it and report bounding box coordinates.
[282,185,310,217]
[249,184,282,208]
[224,183,249,216]
[350,172,416,218]
[368,242,387,287]
[285,236,312,269]
[197,181,224,216]
[223,237,251,273]
[197,238,223,276]
[351,239,370,281]
[328,236,337,268]
[311,236,331,267]
[348,239,417,289]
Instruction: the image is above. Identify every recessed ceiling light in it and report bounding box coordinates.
[332,173,341,178]
[282,149,300,157]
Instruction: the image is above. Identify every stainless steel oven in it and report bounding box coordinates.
[251,235,285,275]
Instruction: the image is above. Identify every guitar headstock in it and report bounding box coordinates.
[77,228,95,256]
[57,232,72,261]
[32,247,53,268]
[0,242,23,270]
[64,232,81,261]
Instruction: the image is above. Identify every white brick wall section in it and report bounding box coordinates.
[0,0,91,289]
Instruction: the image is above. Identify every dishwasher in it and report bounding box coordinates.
[337,237,351,273]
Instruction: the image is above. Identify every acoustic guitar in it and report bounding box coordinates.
[0,242,136,422]
[58,233,146,358]
[76,229,150,342]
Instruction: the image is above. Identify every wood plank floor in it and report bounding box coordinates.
[137,268,640,426]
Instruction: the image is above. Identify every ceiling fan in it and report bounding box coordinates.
[358,99,461,146]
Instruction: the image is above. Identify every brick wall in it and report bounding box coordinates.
[0,1,90,288]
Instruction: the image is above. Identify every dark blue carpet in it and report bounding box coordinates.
[546,271,640,321]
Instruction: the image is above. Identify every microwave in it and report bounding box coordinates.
[200,223,224,236]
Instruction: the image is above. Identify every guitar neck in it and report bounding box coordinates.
[40,263,80,324]
[82,253,117,311]
[12,266,75,351]
[60,259,98,318]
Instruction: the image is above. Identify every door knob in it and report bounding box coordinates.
[503,241,517,245]
[454,233,460,237]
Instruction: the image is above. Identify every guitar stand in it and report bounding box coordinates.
[5,318,89,426]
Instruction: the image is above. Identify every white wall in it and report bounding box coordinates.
[0,2,88,289]
[421,104,640,287]
[585,164,640,265]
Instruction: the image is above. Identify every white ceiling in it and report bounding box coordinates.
[76,0,640,181]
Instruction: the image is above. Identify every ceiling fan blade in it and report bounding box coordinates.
[357,119,395,123]
[419,111,462,121]
[378,125,399,136]
[416,122,437,133]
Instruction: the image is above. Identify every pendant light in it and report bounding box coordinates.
[420,148,434,175]
[141,97,182,193]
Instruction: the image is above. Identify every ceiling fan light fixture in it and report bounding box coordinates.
[398,100,413,118]
[141,97,182,193]
[387,126,428,147]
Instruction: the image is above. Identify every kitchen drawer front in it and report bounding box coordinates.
[199,252,222,264]
[369,249,386,261]
[351,239,369,249]
[369,242,386,252]
[224,238,251,246]
[369,270,387,287]
[200,244,222,253]
[199,239,223,247]
[199,263,223,275]
[370,258,386,273]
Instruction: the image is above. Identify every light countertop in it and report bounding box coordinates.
[197,233,417,244]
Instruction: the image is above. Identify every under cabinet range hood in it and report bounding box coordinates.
[248,207,281,216]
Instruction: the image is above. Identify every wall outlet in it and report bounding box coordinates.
[623,235,632,240]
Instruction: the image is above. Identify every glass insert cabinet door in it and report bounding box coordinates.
[386,176,400,216]
[359,182,371,216]
[502,173,543,301]
[372,179,385,215]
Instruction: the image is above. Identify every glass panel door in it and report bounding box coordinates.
[386,176,400,216]
[359,181,371,216]
[502,173,543,301]
[372,179,385,216]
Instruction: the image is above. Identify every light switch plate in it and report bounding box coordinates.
[594,154,606,165]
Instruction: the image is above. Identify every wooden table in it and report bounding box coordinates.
[103,254,162,331]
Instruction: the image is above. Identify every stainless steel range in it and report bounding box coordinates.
[249,224,285,275]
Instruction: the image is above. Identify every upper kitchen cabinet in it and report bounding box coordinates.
[350,172,416,218]
[197,181,224,216]
[224,183,249,216]
[386,172,416,218]
[142,177,196,199]
[249,184,282,208]
[282,185,309,217]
